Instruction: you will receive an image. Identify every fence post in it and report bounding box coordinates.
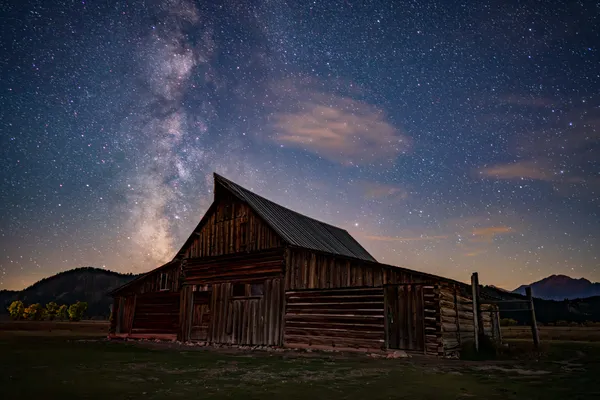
[471,272,480,352]
[525,287,540,348]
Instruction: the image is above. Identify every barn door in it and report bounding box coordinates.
[385,285,425,351]
[191,290,211,341]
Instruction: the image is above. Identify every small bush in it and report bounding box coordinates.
[500,318,518,327]
[23,303,46,320]
[555,320,569,327]
[8,300,25,320]
[68,301,88,321]
[57,304,68,321]
[583,320,600,327]
[45,302,59,320]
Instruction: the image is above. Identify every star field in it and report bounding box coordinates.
[1,0,599,290]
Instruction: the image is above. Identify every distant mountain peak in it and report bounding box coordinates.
[513,274,600,300]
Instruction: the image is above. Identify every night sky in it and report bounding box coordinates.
[1,0,599,290]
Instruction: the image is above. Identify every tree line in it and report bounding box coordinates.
[7,300,88,322]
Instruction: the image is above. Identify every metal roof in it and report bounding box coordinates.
[214,173,377,262]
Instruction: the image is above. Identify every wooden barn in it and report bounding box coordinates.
[110,173,500,356]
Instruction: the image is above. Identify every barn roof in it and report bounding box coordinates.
[212,174,377,262]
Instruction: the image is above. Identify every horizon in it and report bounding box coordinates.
[1,1,598,290]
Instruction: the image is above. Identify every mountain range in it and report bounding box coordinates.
[513,274,600,301]
[0,267,139,318]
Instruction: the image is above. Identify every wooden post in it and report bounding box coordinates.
[383,286,390,350]
[471,273,480,352]
[526,287,540,348]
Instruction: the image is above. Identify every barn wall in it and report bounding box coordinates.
[205,279,284,346]
[184,249,285,284]
[180,249,286,345]
[184,196,284,258]
[439,285,501,357]
[384,284,442,355]
[284,287,385,350]
[109,299,119,334]
[111,262,182,338]
[285,248,439,290]
[115,262,181,297]
[114,296,135,334]
[190,291,211,341]
[131,292,180,335]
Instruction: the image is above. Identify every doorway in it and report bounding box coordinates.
[385,284,425,351]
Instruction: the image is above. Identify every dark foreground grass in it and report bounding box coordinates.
[1,331,599,400]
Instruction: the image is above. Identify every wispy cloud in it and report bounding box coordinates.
[469,225,514,243]
[464,249,487,257]
[477,160,554,181]
[358,181,409,201]
[476,105,600,191]
[272,88,410,165]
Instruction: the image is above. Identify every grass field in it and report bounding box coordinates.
[1,322,599,399]
[502,326,600,342]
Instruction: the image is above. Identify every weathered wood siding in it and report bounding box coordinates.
[385,285,424,351]
[116,262,181,296]
[184,249,284,284]
[285,248,438,290]
[284,249,450,353]
[284,287,385,350]
[422,285,442,355]
[481,303,501,342]
[439,285,474,356]
[181,250,286,345]
[384,284,441,355]
[131,292,180,335]
[184,196,284,258]
[109,299,119,334]
[115,296,135,334]
[439,285,501,356]
[204,279,284,345]
[190,291,211,341]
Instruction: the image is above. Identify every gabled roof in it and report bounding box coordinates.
[177,173,376,262]
[215,174,376,261]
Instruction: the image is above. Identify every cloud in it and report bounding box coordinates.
[476,104,600,190]
[272,90,409,165]
[464,250,487,257]
[358,181,409,201]
[469,226,514,243]
[365,235,449,242]
[477,160,554,181]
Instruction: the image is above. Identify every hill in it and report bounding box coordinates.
[0,267,139,318]
[513,274,600,300]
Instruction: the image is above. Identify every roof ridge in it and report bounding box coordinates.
[214,173,348,232]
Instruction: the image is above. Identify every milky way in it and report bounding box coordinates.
[1,0,599,290]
